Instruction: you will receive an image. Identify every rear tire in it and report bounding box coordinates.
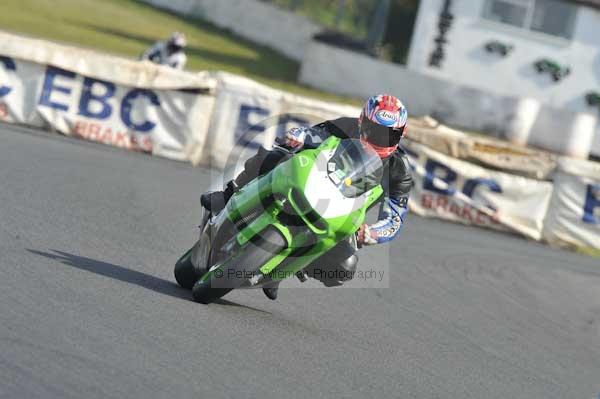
[174,245,198,289]
[192,227,287,304]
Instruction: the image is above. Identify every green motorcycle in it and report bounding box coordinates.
[174,137,384,304]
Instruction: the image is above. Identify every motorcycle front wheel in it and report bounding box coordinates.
[174,244,198,289]
[192,227,287,304]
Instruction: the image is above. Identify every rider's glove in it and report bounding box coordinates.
[357,197,408,247]
[357,223,378,247]
[276,126,308,150]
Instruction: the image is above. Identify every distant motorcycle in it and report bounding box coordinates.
[534,59,570,82]
[174,137,383,303]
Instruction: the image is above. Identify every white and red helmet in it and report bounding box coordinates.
[358,94,408,158]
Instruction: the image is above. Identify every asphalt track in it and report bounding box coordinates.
[1,123,599,399]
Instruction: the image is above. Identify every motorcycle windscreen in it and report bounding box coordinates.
[327,139,383,198]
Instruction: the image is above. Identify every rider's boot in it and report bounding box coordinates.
[263,281,280,300]
[200,180,238,213]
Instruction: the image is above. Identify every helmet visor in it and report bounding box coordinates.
[168,43,184,52]
[360,117,403,148]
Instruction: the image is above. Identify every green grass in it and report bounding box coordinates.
[0,0,360,104]
[577,246,600,258]
[268,0,372,39]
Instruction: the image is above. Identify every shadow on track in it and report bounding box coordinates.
[27,249,271,314]
[27,249,192,301]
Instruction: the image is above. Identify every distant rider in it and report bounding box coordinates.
[202,95,413,300]
[140,32,187,70]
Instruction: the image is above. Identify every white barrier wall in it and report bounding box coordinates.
[0,31,214,90]
[299,41,599,159]
[0,32,216,163]
[405,141,553,240]
[543,158,600,249]
[140,0,321,61]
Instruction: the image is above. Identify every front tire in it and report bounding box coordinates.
[174,245,198,289]
[192,227,287,304]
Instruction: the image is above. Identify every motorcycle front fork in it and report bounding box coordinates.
[199,206,210,232]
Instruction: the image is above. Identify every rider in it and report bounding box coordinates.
[201,94,412,300]
[140,32,188,70]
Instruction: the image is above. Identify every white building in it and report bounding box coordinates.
[408,0,600,114]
